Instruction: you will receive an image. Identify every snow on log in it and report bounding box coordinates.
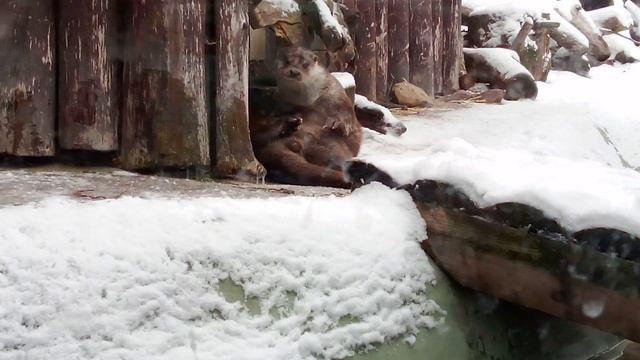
[375,0,389,101]
[58,0,119,151]
[409,0,435,95]
[466,4,541,49]
[548,10,590,56]
[308,0,352,53]
[626,0,640,41]
[388,0,411,86]
[555,0,611,61]
[354,0,377,100]
[604,33,640,62]
[0,0,55,157]
[464,48,538,100]
[215,0,265,178]
[588,5,634,32]
[249,0,302,29]
[120,0,209,170]
[354,95,407,136]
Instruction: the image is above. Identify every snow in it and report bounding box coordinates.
[588,5,634,30]
[354,95,406,137]
[360,63,640,236]
[331,72,356,89]
[604,33,640,61]
[464,48,532,79]
[263,0,300,15]
[0,184,443,360]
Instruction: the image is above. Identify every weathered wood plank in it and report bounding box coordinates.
[388,0,411,87]
[442,0,462,94]
[375,0,389,102]
[0,0,55,156]
[416,203,640,343]
[409,0,435,96]
[58,0,119,151]
[120,0,209,170]
[432,0,443,95]
[214,0,266,179]
[354,0,377,99]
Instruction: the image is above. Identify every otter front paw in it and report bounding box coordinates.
[325,117,353,136]
[280,114,303,136]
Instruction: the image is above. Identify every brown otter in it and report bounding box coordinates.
[249,47,362,188]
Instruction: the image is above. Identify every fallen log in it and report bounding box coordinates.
[464,48,538,100]
[588,5,634,33]
[555,1,611,61]
[626,0,640,41]
[603,33,640,62]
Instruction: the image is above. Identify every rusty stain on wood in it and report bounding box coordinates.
[0,0,55,156]
[120,0,210,170]
[58,0,119,151]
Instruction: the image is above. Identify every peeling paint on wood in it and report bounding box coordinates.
[120,0,210,170]
[0,0,55,156]
[58,0,119,151]
[214,0,266,179]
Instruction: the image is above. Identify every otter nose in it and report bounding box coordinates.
[289,69,301,79]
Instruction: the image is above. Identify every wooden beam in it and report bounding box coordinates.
[387,0,411,87]
[58,0,119,151]
[214,0,266,179]
[354,0,377,99]
[0,0,55,156]
[442,0,462,94]
[432,0,444,95]
[375,0,389,102]
[120,0,210,170]
[415,202,640,343]
[409,0,435,96]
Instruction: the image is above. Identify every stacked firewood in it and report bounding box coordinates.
[462,0,640,100]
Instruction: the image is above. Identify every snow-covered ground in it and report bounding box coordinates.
[0,184,443,360]
[361,63,640,235]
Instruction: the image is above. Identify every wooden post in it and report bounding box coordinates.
[375,0,389,102]
[409,0,435,96]
[0,0,55,156]
[432,0,444,95]
[58,0,119,151]
[442,0,462,94]
[214,0,266,179]
[388,0,411,87]
[354,0,377,99]
[531,22,559,82]
[120,0,210,170]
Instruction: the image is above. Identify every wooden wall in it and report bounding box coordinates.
[0,0,463,174]
[351,0,463,101]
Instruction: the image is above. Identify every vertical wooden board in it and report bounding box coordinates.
[0,0,55,156]
[388,0,411,87]
[375,0,389,102]
[432,0,444,95]
[58,0,119,151]
[214,0,265,179]
[354,0,377,100]
[442,0,462,94]
[409,0,435,96]
[121,0,209,170]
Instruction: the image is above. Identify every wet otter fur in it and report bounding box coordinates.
[250,47,362,188]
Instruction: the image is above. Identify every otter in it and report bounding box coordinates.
[250,47,362,188]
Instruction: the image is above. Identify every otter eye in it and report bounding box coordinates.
[303,62,310,69]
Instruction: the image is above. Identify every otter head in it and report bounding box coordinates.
[275,47,326,107]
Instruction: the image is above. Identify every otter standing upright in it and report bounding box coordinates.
[250,47,362,188]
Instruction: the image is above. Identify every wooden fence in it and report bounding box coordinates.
[0,0,461,174]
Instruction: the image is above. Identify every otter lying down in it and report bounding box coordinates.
[250,47,397,189]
